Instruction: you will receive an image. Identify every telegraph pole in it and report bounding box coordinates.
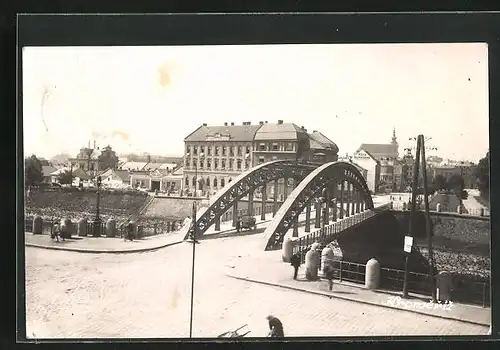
[403,136,421,298]
[420,135,437,303]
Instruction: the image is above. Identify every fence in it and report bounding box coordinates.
[320,259,490,307]
[391,202,490,217]
[293,204,392,260]
[24,217,184,238]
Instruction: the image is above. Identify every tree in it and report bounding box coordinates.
[448,174,466,198]
[433,174,447,191]
[475,151,489,198]
[98,146,119,170]
[58,170,73,185]
[25,155,43,187]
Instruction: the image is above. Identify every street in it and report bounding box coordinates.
[25,232,487,338]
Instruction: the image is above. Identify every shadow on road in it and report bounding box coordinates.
[200,227,267,241]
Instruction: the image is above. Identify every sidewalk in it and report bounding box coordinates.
[226,250,491,327]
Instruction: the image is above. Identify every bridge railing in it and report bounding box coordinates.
[323,260,490,307]
[293,204,392,260]
[390,202,490,217]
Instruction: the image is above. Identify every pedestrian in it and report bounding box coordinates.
[290,253,301,280]
[266,315,284,338]
[51,220,60,242]
[236,217,241,233]
[126,218,134,241]
[324,263,334,291]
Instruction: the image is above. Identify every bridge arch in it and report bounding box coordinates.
[263,161,374,250]
[184,160,317,239]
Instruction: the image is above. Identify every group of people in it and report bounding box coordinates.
[50,220,64,242]
[289,247,335,290]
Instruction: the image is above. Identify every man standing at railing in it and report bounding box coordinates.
[290,253,301,280]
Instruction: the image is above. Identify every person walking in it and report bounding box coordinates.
[126,218,134,241]
[324,263,334,291]
[266,315,284,338]
[51,220,60,242]
[290,253,301,280]
[235,217,241,233]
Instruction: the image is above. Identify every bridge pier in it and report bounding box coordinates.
[305,201,311,232]
[261,184,267,221]
[339,181,345,220]
[323,188,329,227]
[330,183,337,222]
[215,215,221,231]
[293,215,299,237]
[232,201,238,227]
[273,179,278,217]
[315,199,321,228]
[283,178,289,199]
[355,191,361,213]
[351,186,356,216]
[248,188,254,217]
[345,183,351,218]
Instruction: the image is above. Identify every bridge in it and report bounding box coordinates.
[184,160,387,251]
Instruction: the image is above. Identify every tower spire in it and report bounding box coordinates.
[392,126,397,145]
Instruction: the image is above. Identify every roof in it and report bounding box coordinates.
[357,143,398,158]
[42,165,57,177]
[254,123,306,141]
[308,131,339,153]
[353,148,380,163]
[119,162,148,171]
[172,166,184,176]
[112,170,131,182]
[72,167,91,180]
[185,124,261,142]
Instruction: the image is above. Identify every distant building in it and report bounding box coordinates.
[100,169,131,189]
[183,120,339,197]
[351,148,380,193]
[42,165,57,183]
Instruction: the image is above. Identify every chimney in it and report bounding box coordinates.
[278,120,283,125]
[313,130,317,133]
[259,121,264,125]
[94,140,96,149]
[242,122,246,125]
[224,122,228,126]
[265,121,268,123]
[88,140,90,148]
[231,122,234,126]
[202,123,207,126]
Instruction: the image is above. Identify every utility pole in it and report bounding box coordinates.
[420,135,437,303]
[403,136,421,298]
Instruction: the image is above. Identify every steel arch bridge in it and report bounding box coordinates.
[184,160,374,250]
[183,160,317,240]
[262,161,374,250]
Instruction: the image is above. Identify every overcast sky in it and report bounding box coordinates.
[22,43,489,162]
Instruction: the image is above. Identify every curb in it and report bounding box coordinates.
[226,274,490,327]
[25,240,184,254]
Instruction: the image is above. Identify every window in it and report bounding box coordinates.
[245,160,250,169]
[258,156,265,164]
[193,158,197,169]
[229,178,232,183]
[192,177,196,186]
[206,178,211,188]
[229,159,234,170]
[207,147,212,156]
[186,146,191,156]
[222,146,227,156]
[237,159,242,170]
[186,159,190,168]
[80,163,85,169]
[200,146,205,157]
[199,160,204,169]
[246,146,250,154]
[214,178,218,187]
[272,143,279,151]
[221,159,226,169]
[237,146,242,156]
[221,179,225,188]
[207,159,212,169]
[214,159,219,170]
[194,146,198,156]
[215,147,219,156]
[259,143,266,151]
[230,147,234,156]
[286,143,294,151]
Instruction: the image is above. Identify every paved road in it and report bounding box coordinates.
[25,233,487,339]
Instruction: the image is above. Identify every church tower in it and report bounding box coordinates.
[391,127,399,158]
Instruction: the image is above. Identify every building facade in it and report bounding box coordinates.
[183,120,339,196]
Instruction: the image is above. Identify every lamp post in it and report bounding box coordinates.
[188,152,203,338]
[93,175,102,237]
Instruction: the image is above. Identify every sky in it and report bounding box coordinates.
[22,43,489,163]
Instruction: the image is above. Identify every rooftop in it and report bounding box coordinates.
[254,122,307,141]
[185,124,261,142]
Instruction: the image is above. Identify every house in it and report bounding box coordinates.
[50,167,91,186]
[100,169,131,189]
[42,165,57,183]
[351,148,381,193]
